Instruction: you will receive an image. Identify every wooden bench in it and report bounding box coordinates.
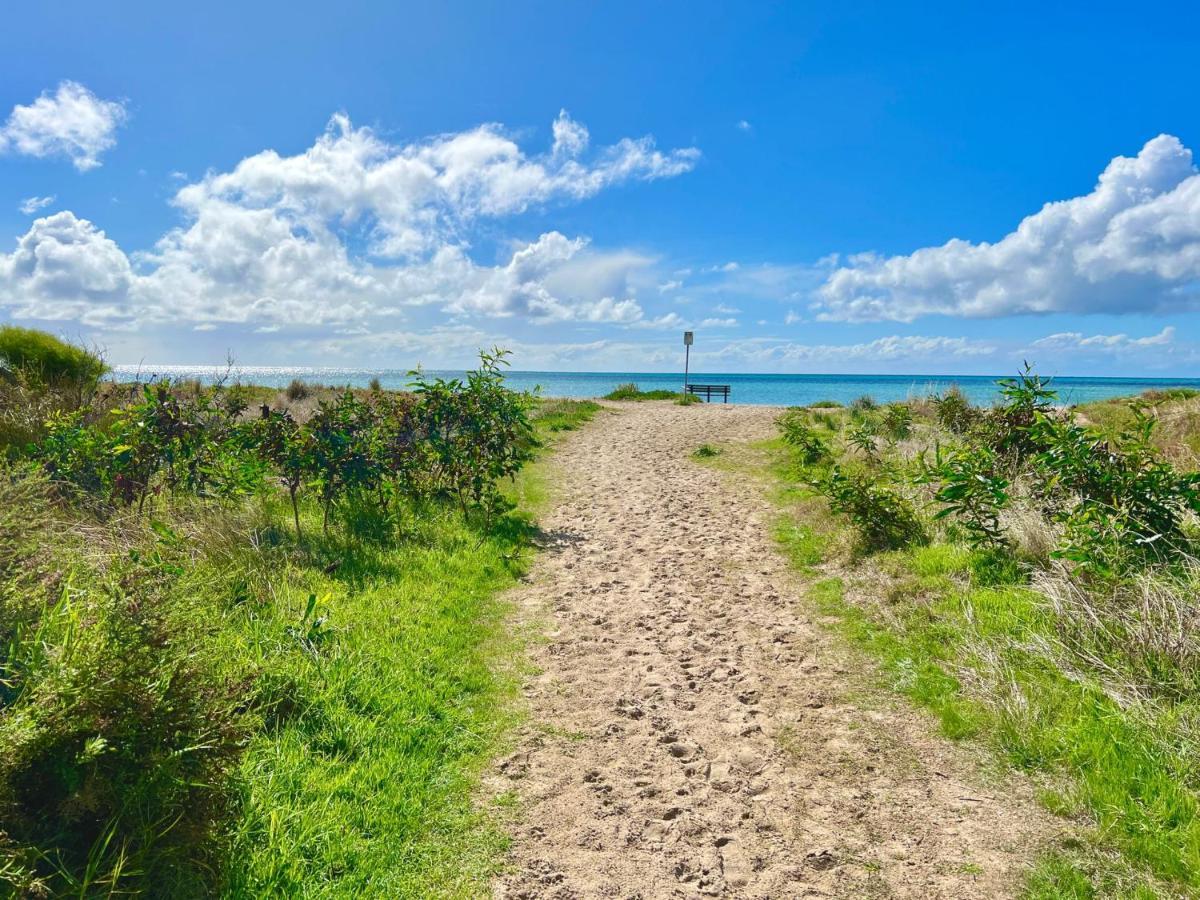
[686,383,731,403]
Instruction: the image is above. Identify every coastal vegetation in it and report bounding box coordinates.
[0,329,596,897]
[603,382,699,404]
[765,372,1200,896]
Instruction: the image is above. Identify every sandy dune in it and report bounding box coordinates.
[491,402,1054,899]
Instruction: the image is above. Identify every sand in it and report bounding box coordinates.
[490,401,1056,899]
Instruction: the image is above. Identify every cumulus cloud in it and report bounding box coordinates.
[1,211,134,324]
[816,135,1200,321]
[0,112,697,330]
[18,195,56,214]
[0,81,127,171]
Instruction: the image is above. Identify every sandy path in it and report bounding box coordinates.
[491,402,1054,899]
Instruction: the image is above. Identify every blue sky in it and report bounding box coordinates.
[2,1,1200,375]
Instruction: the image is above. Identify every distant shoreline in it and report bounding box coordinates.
[107,365,1200,408]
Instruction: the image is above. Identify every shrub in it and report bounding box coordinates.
[819,465,926,552]
[693,443,721,458]
[604,382,642,400]
[849,394,877,413]
[1031,410,1200,574]
[981,364,1058,461]
[924,444,1010,548]
[368,376,383,392]
[776,409,830,465]
[932,386,980,435]
[882,403,913,442]
[285,378,311,401]
[845,420,879,459]
[809,400,843,409]
[0,326,107,400]
[603,383,680,401]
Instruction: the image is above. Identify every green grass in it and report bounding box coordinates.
[531,397,602,432]
[0,397,600,897]
[602,382,686,402]
[214,501,527,896]
[761,441,1198,897]
[218,398,600,896]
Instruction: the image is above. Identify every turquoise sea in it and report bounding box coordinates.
[109,366,1200,407]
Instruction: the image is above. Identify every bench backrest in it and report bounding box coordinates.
[685,383,731,402]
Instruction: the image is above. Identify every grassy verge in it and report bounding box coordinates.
[221,397,601,896]
[0,394,599,898]
[702,433,1195,899]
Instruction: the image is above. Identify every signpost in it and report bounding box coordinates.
[683,330,693,394]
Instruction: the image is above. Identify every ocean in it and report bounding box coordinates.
[109,366,1200,407]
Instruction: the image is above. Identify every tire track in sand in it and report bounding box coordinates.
[491,402,1056,899]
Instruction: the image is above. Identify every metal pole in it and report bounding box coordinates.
[683,343,690,393]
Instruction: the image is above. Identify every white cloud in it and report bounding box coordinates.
[713,302,740,314]
[736,120,753,133]
[784,309,802,325]
[1030,325,1176,352]
[658,279,682,293]
[699,317,737,327]
[705,261,739,273]
[551,109,589,158]
[0,81,127,171]
[1,211,135,324]
[816,135,1200,321]
[18,195,56,214]
[0,112,697,330]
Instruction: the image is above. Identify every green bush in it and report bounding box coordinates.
[924,444,1010,548]
[284,378,311,401]
[820,465,926,552]
[882,403,913,442]
[776,409,830,465]
[932,386,980,435]
[0,326,107,398]
[603,383,681,401]
[1031,410,1200,574]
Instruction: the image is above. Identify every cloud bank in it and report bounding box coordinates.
[815,135,1200,321]
[0,111,698,329]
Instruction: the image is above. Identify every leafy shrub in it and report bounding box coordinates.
[981,364,1058,462]
[411,349,534,522]
[820,465,927,552]
[924,444,1010,547]
[1031,410,1200,574]
[368,376,383,392]
[776,409,830,465]
[882,403,913,442]
[693,443,721,458]
[932,386,981,435]
[846,420,879,459]
[849,394,877,413]
[0,326,107,400]
[285,378,311,401]
[809,400,843,409]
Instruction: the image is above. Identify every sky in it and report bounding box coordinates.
[2,1,1200,376]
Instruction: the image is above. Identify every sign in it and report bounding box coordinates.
[683,331,694,346]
